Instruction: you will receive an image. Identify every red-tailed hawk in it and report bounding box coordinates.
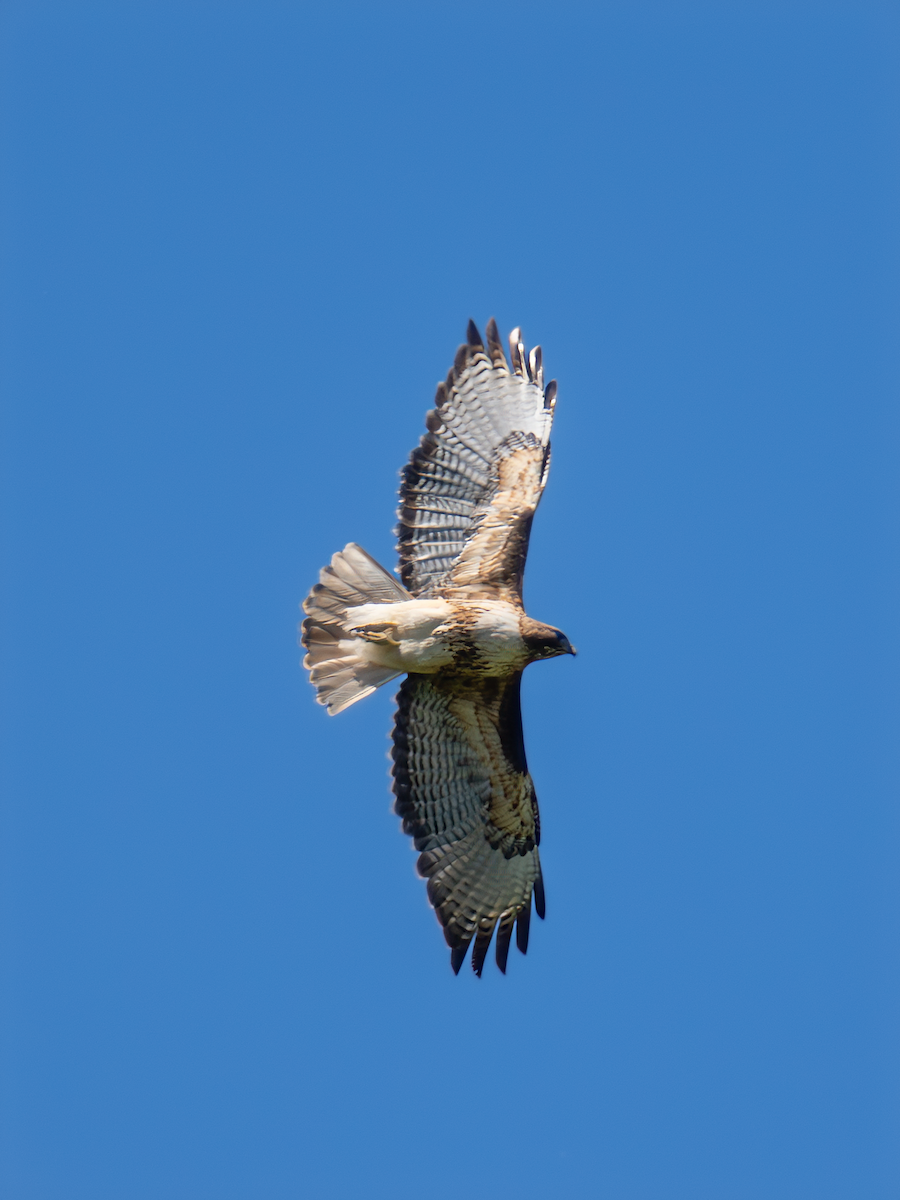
[300,319,574,975]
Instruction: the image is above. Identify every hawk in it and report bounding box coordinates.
[300,319,575,975]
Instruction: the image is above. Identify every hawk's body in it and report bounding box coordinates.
[347,598,555,677]
[300,320,573,975]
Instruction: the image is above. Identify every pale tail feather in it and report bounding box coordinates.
[300,543,411,715]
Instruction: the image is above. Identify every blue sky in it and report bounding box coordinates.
[1,3,898,1198]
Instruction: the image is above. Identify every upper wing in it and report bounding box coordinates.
[397,319,558,603]
[391,672,546,975]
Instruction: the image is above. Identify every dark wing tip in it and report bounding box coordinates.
[486,317,509,371]
[495,915,514,974]
[466,319,483,348]
[516,901,532,955]
[471,926,493,977]
[450,943,468,975]
[534,873,546,920]
[544,379,558,410]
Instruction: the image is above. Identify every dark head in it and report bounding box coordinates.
[520,617,577,662]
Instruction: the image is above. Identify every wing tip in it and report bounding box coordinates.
[486,316,509,371]
[516,901,532,955]
[495,914,514,973]
[529,345,542,388]
[450,943,468,975]
[508,326,525,376]
[471,925,493,977]
[534,873,546,920]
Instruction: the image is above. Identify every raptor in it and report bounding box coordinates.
[300,319,574,975]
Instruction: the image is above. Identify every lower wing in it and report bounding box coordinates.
[391,672,545,975]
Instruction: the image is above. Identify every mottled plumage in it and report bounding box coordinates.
[300,320,573,975]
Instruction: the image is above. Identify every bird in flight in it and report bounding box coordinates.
[300,319,574,975]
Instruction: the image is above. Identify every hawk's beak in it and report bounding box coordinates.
[569,645,577,656]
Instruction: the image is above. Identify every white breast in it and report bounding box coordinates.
[468,603,527,672]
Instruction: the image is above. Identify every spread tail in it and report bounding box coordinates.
[300,543,411,715]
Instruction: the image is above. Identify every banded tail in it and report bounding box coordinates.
[300,543,412,715]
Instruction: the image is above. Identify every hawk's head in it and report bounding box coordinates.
[520,617,577,662]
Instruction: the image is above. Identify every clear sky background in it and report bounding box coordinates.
[1,3,898,1198]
